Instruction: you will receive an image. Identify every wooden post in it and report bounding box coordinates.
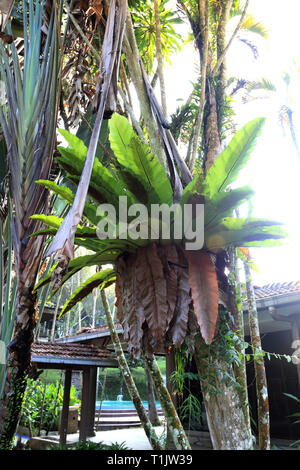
[87,366,97,437]
[60,368,72,445]
[79,368,90,442]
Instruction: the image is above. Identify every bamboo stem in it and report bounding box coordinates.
[100,289,163,450]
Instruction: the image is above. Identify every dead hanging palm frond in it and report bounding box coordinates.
[140,60,192,195]
[0,0,15,32]
[45,0,128,268]
[61,0,104,127]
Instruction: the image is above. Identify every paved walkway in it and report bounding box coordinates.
[23,426,297,451]
[47,425,167,450]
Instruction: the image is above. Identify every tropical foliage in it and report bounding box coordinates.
[0,0,292,451]
[33,113,286,357]
[20,378,80,435]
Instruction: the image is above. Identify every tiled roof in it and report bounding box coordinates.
[56,323,123,342]
[254,281,300,300]
[32,341,117,363]
[73,323,122,336]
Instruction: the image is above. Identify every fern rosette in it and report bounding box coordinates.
[32,114,286,358]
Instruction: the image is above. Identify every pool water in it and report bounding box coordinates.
[96,400,161,410]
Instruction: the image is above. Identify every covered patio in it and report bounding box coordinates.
[31,341,118,444]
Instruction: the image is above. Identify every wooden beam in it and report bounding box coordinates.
[87,366,97,437]
[79,368,90,442]
[59,368,72,444]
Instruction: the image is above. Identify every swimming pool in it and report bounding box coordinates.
[96,400,161,410]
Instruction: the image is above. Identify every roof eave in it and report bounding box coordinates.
[32,355,117,367]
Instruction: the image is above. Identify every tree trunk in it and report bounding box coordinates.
[0,282,40,449]
[203,78,223,171]
[189,0,209,172]
[144,354,191,450]
[145,367,160,426]
[123,9,166,168]
[194,332,253,450]
[244,260,270,450]
[215,0,233,108]
[100,289,163,450]
[153,0,167,116]
[229,249,252,435]
[50,289,62,341]
[91,289,97,329]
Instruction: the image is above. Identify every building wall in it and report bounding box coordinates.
[246,329,300,440]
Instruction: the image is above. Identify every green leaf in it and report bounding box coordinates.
[205,186,256,230]
[30,214,63,229]
[179,171,205,207]
[76,106,111,165]
[204,118,266,197]
[35,179,98,225]
[59,269,116,317]
[33,252,119,293]
[57,144,137,209]
[205,218,287,252]
[58,129,88,159]
[283,393,300,404]
[109,114,173,206]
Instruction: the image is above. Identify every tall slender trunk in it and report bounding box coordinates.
[244,259,270,450]
[189,0,209,172]
[215,0,233,107]
[91,289,97,329]
[0,239,44,449]
[145,367,160,426]
[96,367,107,431]
[153,0,167,116]
[123,9,166,168]
[100,289,163,450]
[229,249,252,435]
[50,289,62,341]
[144,354,191,450]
